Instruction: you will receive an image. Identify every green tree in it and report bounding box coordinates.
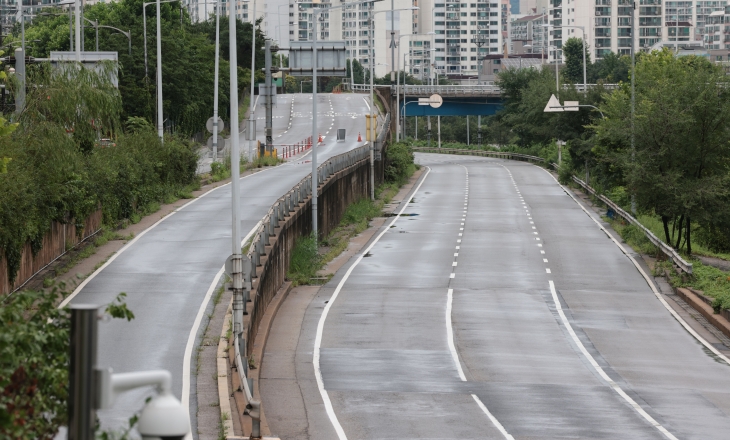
[563,37,591,84]
[347,59,365,84]
[596,49,730,254]
[589,51,630,83]
[17,0,265,137]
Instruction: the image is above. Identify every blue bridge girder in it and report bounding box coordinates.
[400,96,503,116]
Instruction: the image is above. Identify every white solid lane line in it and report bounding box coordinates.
[537,165,730,366]
[548,281,678,440]
[313,168,432,440]
[510,163,681,439]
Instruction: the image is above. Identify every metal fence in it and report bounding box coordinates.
[349,83,621,95]
[412,147,693,274]
[1,209,104,295]
[569,174,693,274]
[230,141,372,433]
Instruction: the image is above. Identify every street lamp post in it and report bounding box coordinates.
[300,0,383,236]
[82,18,98,51]
[156,0,163,140]
[400,48,428,141]
[673,6,692,53]
[143,0,177,78]
[212,0,220,161]
[249,0,257,161]
[549,45,561,97]
[395,33,413,142]
[368,6,418,198]
[229,0,248,403]
[548,25,586,92]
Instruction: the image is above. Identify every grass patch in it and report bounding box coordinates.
[605,217,659,256]
[287,233,321,286]
[286,140,418,286]
[658,259,730,312]
[288,189,397,286]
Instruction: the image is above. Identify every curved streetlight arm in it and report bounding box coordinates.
[97,25,132,55]
[550,104,605,119]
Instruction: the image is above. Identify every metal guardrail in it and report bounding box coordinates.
[350,83,620,95]
[568,173,693,274]
[413,147,693,274]
[400,84,502,95]
[230,142,372,431]
[412,147,544,163]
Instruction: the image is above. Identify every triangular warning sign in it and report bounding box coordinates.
[544,94,564,113]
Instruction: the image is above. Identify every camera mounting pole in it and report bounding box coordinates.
[68,305,190,440]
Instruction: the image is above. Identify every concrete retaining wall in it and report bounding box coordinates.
[244,153,372,355]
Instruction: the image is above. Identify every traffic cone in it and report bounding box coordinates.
[318,133,323,143]
[357,132,362,142]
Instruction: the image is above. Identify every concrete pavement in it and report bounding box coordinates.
[260,153,730,439]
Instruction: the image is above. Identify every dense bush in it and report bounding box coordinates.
[0,125,197,285]
[385,142,415,185]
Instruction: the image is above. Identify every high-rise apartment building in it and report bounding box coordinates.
[291,0,414,78]
[704,5,730,49]
[547,0,727,61]
[519,0,549,15]
[422,0,507,79]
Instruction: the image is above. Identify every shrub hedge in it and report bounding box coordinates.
[0,124,198,285]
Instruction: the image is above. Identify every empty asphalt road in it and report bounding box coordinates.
[261,153,730,439]
[62,93,368,433]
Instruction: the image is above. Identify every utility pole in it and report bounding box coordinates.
[265,40,274,154]
[624,2,632,214]
[249,0,257,162]
[391,0,395,84]
[212,0,220,161]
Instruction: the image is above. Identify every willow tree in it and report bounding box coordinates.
[19,62,122,153]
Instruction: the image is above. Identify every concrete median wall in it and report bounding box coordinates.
[244,151,373,354]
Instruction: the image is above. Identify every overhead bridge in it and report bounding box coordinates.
[351,83,618,115]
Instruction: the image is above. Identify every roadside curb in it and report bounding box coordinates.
[222,281,292,439]
[217,301,235,437]
[249,281,294,435]
[673,286,730,340]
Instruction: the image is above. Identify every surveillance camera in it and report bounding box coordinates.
[137,393,190,440]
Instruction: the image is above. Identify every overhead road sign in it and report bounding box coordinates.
[288,41,347,77]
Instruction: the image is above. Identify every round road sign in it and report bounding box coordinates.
[206,116,225,134]
[429,94,443,109]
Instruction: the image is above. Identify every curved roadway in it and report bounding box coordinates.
[63,93,368,431]
[262,153,730,439]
